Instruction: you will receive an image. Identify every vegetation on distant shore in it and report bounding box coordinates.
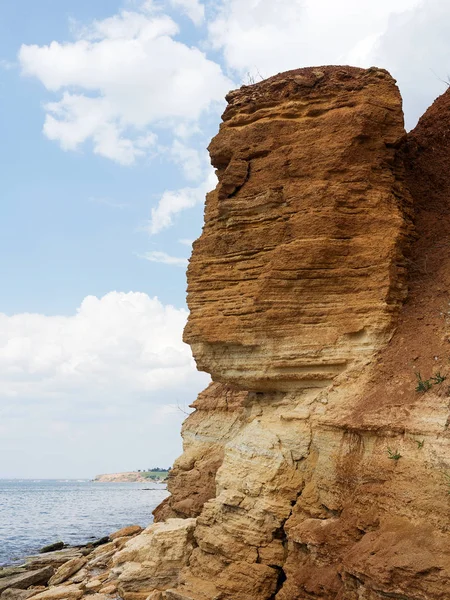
[94,468,171,482]
[137,468,171,481]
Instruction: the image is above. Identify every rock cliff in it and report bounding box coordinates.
[156,67,450,599]
[9,66,450,600]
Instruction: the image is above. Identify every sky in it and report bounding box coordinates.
[0,0,449,478]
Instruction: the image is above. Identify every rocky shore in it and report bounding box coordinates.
[0,525,144,600]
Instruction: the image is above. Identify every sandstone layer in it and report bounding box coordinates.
[184,65,413,391]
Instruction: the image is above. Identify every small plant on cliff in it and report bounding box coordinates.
[387,447,402,460]
[431,372,447,385]
[416,439,425,449]
[415,373,432,393]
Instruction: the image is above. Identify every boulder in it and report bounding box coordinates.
[38,543,64,555]
[0,568,54,595]
[29,586,83,600]
[25,550,83,570]
[88,537,109,548]
[0,589,40,600]
[109,526,142,541]
[48,557,87,586]
[113,519,196,600]
[0,570,26,581]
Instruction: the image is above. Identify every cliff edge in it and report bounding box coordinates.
[155,67,450,599]
[12,66,450,600]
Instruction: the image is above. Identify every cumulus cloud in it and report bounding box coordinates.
[371,0,450,129]
[207,0,450,129]
[18,4,232,164]
[0,292,209,477]
[168,0,205,25]
[148,168,216,234]
[0,292,204,399]
[140,251,188,266]
[208,0,421,78]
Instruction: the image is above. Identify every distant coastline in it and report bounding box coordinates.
[93,470,169,483]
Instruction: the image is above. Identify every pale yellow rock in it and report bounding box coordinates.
[86,543,115,560]
[112,519,196,600]
[113,536,133,550]
[48,558,87,587]
[110,525,142,540]
[67,569,86,585]
[145,593,164,600]
[84,579,102,592]
[98,583,117,595]
[30,585,83,600]
[154,383,248,521]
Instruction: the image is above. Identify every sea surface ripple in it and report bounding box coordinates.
[0,479,168,566]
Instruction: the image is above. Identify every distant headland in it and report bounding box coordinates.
[93,469,170,483]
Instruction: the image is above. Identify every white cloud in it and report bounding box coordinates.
[148,168,216,234]
[140,251,188,266]
[0,59,15,70]
[178,238,194,246]
[0,292,209,477]
[0,292,203,397]
[170,140,205,182]
[18,5,232,164]
[371,0,450,129]
[42,93,153,165]
[208,0,421,78]
[169,0,205,25]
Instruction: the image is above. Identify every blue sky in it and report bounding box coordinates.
[0,0,217,315]
[1,0,449,478]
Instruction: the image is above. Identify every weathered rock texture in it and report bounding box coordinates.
[147,67,450,599]
[154,382,248,521]
[17,67,450,600]
[184,65,413,391]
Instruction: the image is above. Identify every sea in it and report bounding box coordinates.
[0,479,169,566]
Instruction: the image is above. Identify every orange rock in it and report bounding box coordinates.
[185,65,413,391]
[109,525,142,540]
[168,65,415,599]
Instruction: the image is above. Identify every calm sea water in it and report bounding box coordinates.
[0,480,169,566]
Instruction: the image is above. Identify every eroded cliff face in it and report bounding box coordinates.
[153,66,423,599]
[39,68,450,600]
[152,69,450,599]
[184,65,412,392]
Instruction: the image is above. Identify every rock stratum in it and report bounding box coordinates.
[8,66,450,600]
